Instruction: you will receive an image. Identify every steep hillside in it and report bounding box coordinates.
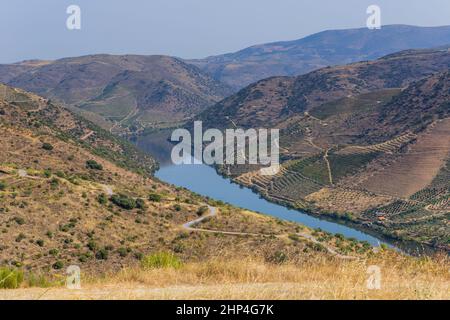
[198,53,449,251]
[0,85,379,275]
[189,25,450,89]
[198,48,450,129]
[1,55,231,133]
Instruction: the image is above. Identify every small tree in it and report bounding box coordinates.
[42,143,54,151]
[148,193,162,202]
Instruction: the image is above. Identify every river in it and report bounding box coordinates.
[137,131,390,247]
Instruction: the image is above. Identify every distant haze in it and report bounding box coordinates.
[0,0,450,63]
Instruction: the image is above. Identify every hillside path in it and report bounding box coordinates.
[181,206,357,259]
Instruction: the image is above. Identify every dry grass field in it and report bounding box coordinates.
[1,252,448,300]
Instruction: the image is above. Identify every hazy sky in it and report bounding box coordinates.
[1,0,449,63]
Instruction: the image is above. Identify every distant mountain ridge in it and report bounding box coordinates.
[188,25,450,89]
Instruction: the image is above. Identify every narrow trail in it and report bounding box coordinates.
[101,184,114,196]
[182,206,264,236]
[16,169,42,180]
[182,206,357,260]
[324,148,333,185]
[306,135,333,185]
[296,232,355,259]
[80,130,94,141]
[110,105,139,133]
[304,111,328,126]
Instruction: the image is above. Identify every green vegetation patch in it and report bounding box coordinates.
[0,268,24,289]
[86,160,103,170]
[141,252,183,270]
[110,194,136,210]
[328,152,380,182]
[288,155,329,185]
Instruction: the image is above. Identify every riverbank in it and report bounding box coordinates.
[137,133,444,255]
[227,173,443,256]
[155,161,390,247]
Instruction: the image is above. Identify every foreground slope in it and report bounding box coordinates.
[2,254,449,299]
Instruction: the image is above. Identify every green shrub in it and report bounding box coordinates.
[141,252,182,270]
[0,181,6,191]
[42,143,54,151]
[135,198,146,209]
[52,261,64,270]
[117,247,128,257]
[43,169,52,178]
[110,194,136,210]
[15,233,26,242]
[50,178,59,187]
[97,193,108,205]
[148,193,162,202]
[196,206,209,216]
[86,160,103,170]
[87,240,98,251]
[14,217,25,225]
[55,171,66,178]
[95,248,109,260]
[0,268,24,289]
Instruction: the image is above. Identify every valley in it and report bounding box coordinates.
[0,84,394,283]
[0,21,448,300]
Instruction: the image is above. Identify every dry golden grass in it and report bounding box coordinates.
[1,252,448,300]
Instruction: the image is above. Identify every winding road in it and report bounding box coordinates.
[181,205,357,259]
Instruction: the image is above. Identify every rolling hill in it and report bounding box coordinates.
[0,55,232,134]
[189,25,450,89]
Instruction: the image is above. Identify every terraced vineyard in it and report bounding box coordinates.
[410,188,447,203]
[374,200,421,217]
[287,155,330,185]
[427,197,449,211]
[221,67,450,251]
[328,152,380,184]
[355,119,450,198]
[305,188,392,216]
[268,170,324,201]
[337,133,417,155]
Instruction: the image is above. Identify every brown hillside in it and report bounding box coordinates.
[0,85,378,275]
